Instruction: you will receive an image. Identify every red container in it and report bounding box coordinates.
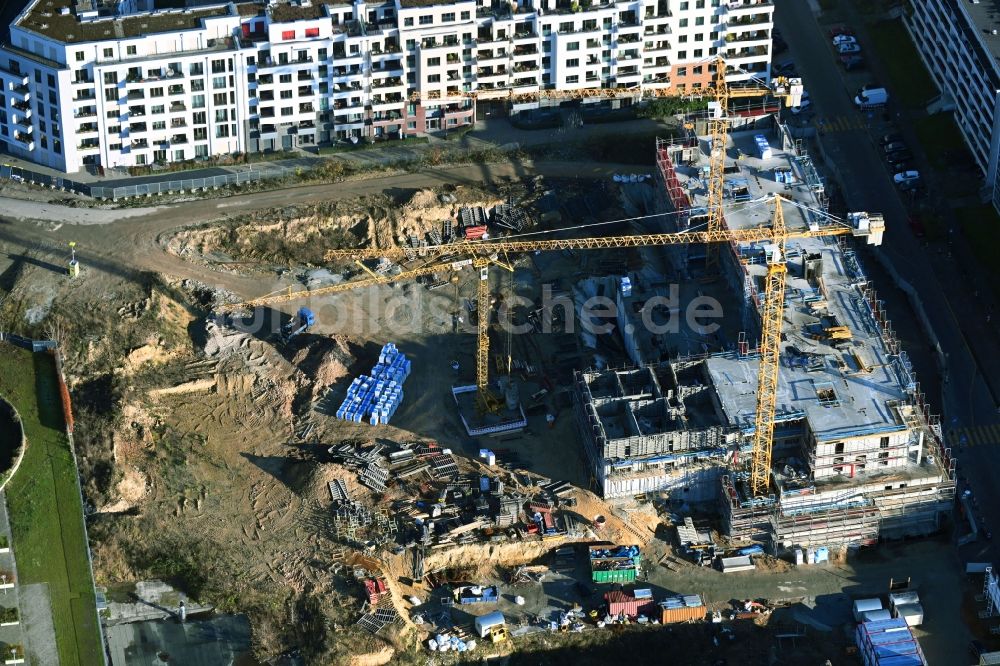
[605,590,656,618]
[464,225,488,239]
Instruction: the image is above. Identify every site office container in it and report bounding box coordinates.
[661,605,706,624]
[605,591,655,618]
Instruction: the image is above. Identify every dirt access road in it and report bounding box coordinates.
[0,160,651,304]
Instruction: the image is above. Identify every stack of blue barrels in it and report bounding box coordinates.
[335,343,412,425]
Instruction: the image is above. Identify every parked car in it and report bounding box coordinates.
[840,55,865,70]
[832,35,858,46]
[893,170,921,185]
[881,132,904,146]
[883,141,907,154]
[907,215,927,238]
[838,43,861,54]
[887,151,913,167]
[888,159,913,174]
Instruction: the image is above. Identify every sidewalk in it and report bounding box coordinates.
[0,116,672,191]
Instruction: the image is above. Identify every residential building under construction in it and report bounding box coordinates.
[573,122,955,551]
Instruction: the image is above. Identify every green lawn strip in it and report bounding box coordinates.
[954,205,1000,297]
[0,347,102,665]
[867,20,937,108]
[913,113,969,170]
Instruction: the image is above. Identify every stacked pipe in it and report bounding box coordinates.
[335,343,412,425]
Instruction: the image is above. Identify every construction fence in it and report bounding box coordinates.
[0,162,297,200]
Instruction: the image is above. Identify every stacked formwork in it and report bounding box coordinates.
[336,343,412,425]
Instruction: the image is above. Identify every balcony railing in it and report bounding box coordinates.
[131,139,148,149]
[170,102,187,112]
[12,101,30,112]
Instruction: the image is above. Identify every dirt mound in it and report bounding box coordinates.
[346,646,394,666]
[290,335,355,390]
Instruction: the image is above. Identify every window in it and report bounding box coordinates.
[193,112,206,124]
[678,50,687,59]
[192,94,206,109]
[194,127,207,141]
[195,144,208,158]
[279,74,292,83]
[215,109,228,122]
[150,87,163,97]
[282,30,295,40]
[136,154,146,165]
[428,57,441,67]
[280,90,293,99]
[281,106,293,116]
[419,16,432,25]
[567,58,579,67]
[443,12,455,21]
[679,18,688,27]
[428,74,441,83]
[404,17,413,27]
[567,42,579,51]
[679,35,688,43]
[107,110,119,120]
[212,76,226,89]
[104,88,117,102]
[692,65,703,75]
[566,74,579,83]
[127,45,137,56]
[103,72,117,85]
[173,149,185,161]
[153,121,166,130]
[215,125,230,138]
[103,47,113,58]
[680,1,688,8]
[53,139,61,154]
[694,48,703,57]
[305,27,320,38]
[75,52,84,62]
[695,16,704,26]
[151,104,164,114]
[213,93,227,105]
[192,80,204,92]
[407,121,417,129]
[461,11,470,20]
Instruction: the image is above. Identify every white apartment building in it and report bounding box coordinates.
[907,0,1000,210]
[0,0,773,173]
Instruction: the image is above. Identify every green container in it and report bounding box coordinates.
[591,567,637,584]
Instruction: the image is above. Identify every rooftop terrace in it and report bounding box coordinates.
[16,0,232,44]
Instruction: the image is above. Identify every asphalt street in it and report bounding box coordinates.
[776,0,1000,607]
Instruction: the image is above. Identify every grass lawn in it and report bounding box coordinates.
[0,345,103,666]
[914,113,969,170]
[868,20,937,108]
[954,205,1000,294]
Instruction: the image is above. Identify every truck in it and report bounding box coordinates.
[854,87,888,109]
[280,307,315,343]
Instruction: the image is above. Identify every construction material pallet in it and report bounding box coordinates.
[328,479,350,502]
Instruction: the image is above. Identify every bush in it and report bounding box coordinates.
[637,97,710,119]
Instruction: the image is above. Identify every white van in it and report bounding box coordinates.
[855,87,888,108]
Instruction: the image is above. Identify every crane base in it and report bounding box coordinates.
[452,385,527,437]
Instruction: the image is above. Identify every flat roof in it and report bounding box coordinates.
[670,128,911,442]
[954,0,1000,74]
[16,1,232,43]
[269,1,329,22]
[399,0,468,8]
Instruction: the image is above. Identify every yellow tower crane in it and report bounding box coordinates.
[689,57,803,270]
[321,196,883,496]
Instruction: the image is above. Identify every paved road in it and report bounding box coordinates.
[778,0,1000,651]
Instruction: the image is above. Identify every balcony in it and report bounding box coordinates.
[297,71,313,81]
[513,31,538,42]
[298,86,314,96]
[513,46,538,57]
[645,40,671,53]
[128,90,145,101]
[131,139,148,149]
[371,77,404,90]
[128,106,146,117]
[617,33,640,44]
[14,116,31,129]
[260,91,275,101]
[170,119,187,128]
[170,135,188,145]
[726,45,769,60]
[477,49,507,62]
[370,96,404,109]
[131,123,147,134]
[299,103,315,113]
[77,139,100,151]
[12,100,30,113]
[73,90,96,102]
[298,120,316,130]
[513,63,538,73]
[727,13,772,27]
[170,102,187,113]
[78,123,99,134]
[261,108,275,118]
[72,76,93,85]
[168,85,186,95]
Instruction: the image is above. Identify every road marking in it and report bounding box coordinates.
[815,115,866,134]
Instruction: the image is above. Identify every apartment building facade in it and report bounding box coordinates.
[907,0,1000,210]
[0,0,773,173]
